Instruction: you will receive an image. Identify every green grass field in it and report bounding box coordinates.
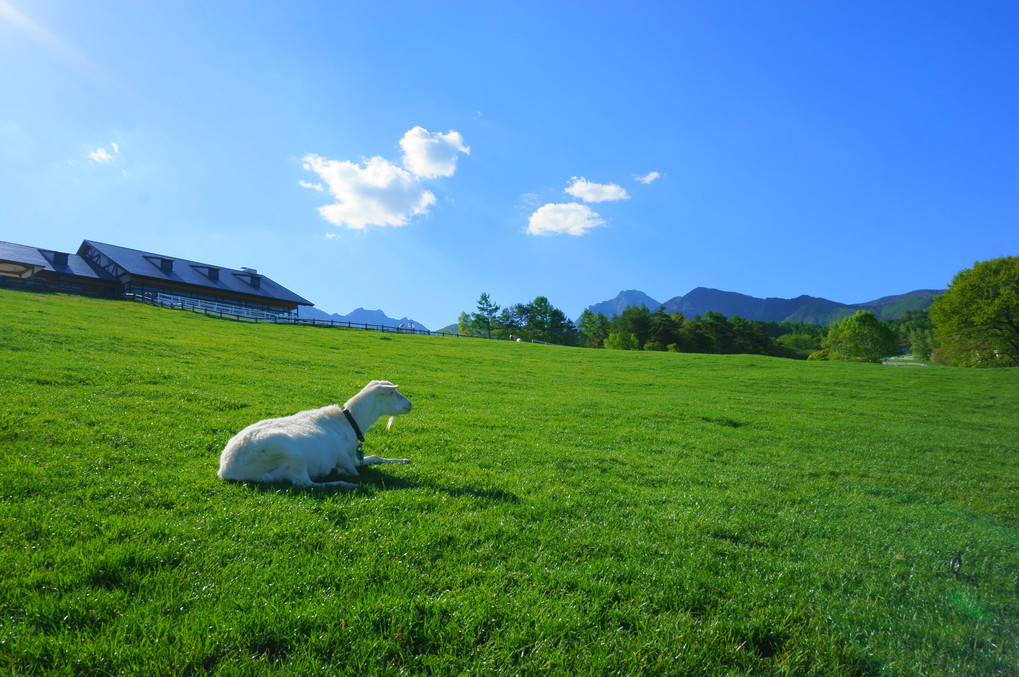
[1,288,1017,675]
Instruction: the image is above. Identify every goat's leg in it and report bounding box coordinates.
[360,455,411,466]
[312,478,359,489]
[284,460,358,489]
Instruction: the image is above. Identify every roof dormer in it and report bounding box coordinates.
[41,250,70,267]
[235,269,261,289]
[191,264,220,282]
[144,255,174,274]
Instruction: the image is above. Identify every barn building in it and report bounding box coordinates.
[0,239,313,319]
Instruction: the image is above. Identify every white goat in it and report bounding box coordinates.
[217,380,412,488]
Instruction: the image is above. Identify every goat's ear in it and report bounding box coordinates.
[380,383,399,393]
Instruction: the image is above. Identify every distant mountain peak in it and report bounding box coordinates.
[299,305,429,332]
[853,290,944,307]
[586,290,663,318]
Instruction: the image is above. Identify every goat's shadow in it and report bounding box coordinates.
[238,468,520,504]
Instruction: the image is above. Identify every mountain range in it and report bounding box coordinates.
[586,288,943,325]
[299,305,430,332]
[303,287,942,334]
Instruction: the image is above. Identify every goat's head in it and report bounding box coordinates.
[358,380,412,428]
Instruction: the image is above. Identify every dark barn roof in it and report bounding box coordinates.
[79,240,312,307]
[0,241,116,282]
[2,239,313,316]
[0,241,48,278]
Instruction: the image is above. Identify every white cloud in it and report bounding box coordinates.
[89,148,113,163]
[399,126,469,179]
[88,144,119,163]
[565,177,629,203]
[634,171,661,184]
[303,125,467,230]
[527,202,606,236]
[302,153,436,230]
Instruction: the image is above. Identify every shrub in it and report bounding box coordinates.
[605,331,639,350]
[822,311,898,363]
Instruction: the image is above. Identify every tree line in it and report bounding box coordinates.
[579,306,807,357]
[458,255,1018,367]
[458,294,577,345]
[460,293,822,358]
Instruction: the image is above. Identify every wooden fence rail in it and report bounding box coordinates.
[131,294,507,341]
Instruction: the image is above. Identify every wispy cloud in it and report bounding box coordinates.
[399,126,470,179]
[634,171,661,184]
[88,143,119,163]
[303,126,468,230]
[565,177,629,203]
[518,192,542,208]
[527,202,606,236]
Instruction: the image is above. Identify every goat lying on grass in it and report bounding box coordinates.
[217,380,412,488]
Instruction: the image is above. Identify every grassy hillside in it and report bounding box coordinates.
[867,293,944,321]
[1,288,1017,675]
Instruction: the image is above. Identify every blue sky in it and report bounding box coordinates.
[2,1,1017,329]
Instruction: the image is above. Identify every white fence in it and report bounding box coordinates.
[150,292,291,321]
[130,292,566,344]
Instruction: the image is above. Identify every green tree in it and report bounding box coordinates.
[908,327,936,362]
[822,310,898,362]
[681,315,717,353]
[605,331,639,350]
[777,332,823,359]
[647,308,683,351]
[498,297,577,345]
[887,309,936,354]
[578,309,611,348]
[457,311,472,335]
[731,315,783,356]
[458,294,575,344]
[547,307,579,346]
[697,311,738,353]
[497,306,522,339]
[929,256,1019,367]
[614,305,653,349]
[471,292,501,338]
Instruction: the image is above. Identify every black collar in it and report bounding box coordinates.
[342,407,364,443]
